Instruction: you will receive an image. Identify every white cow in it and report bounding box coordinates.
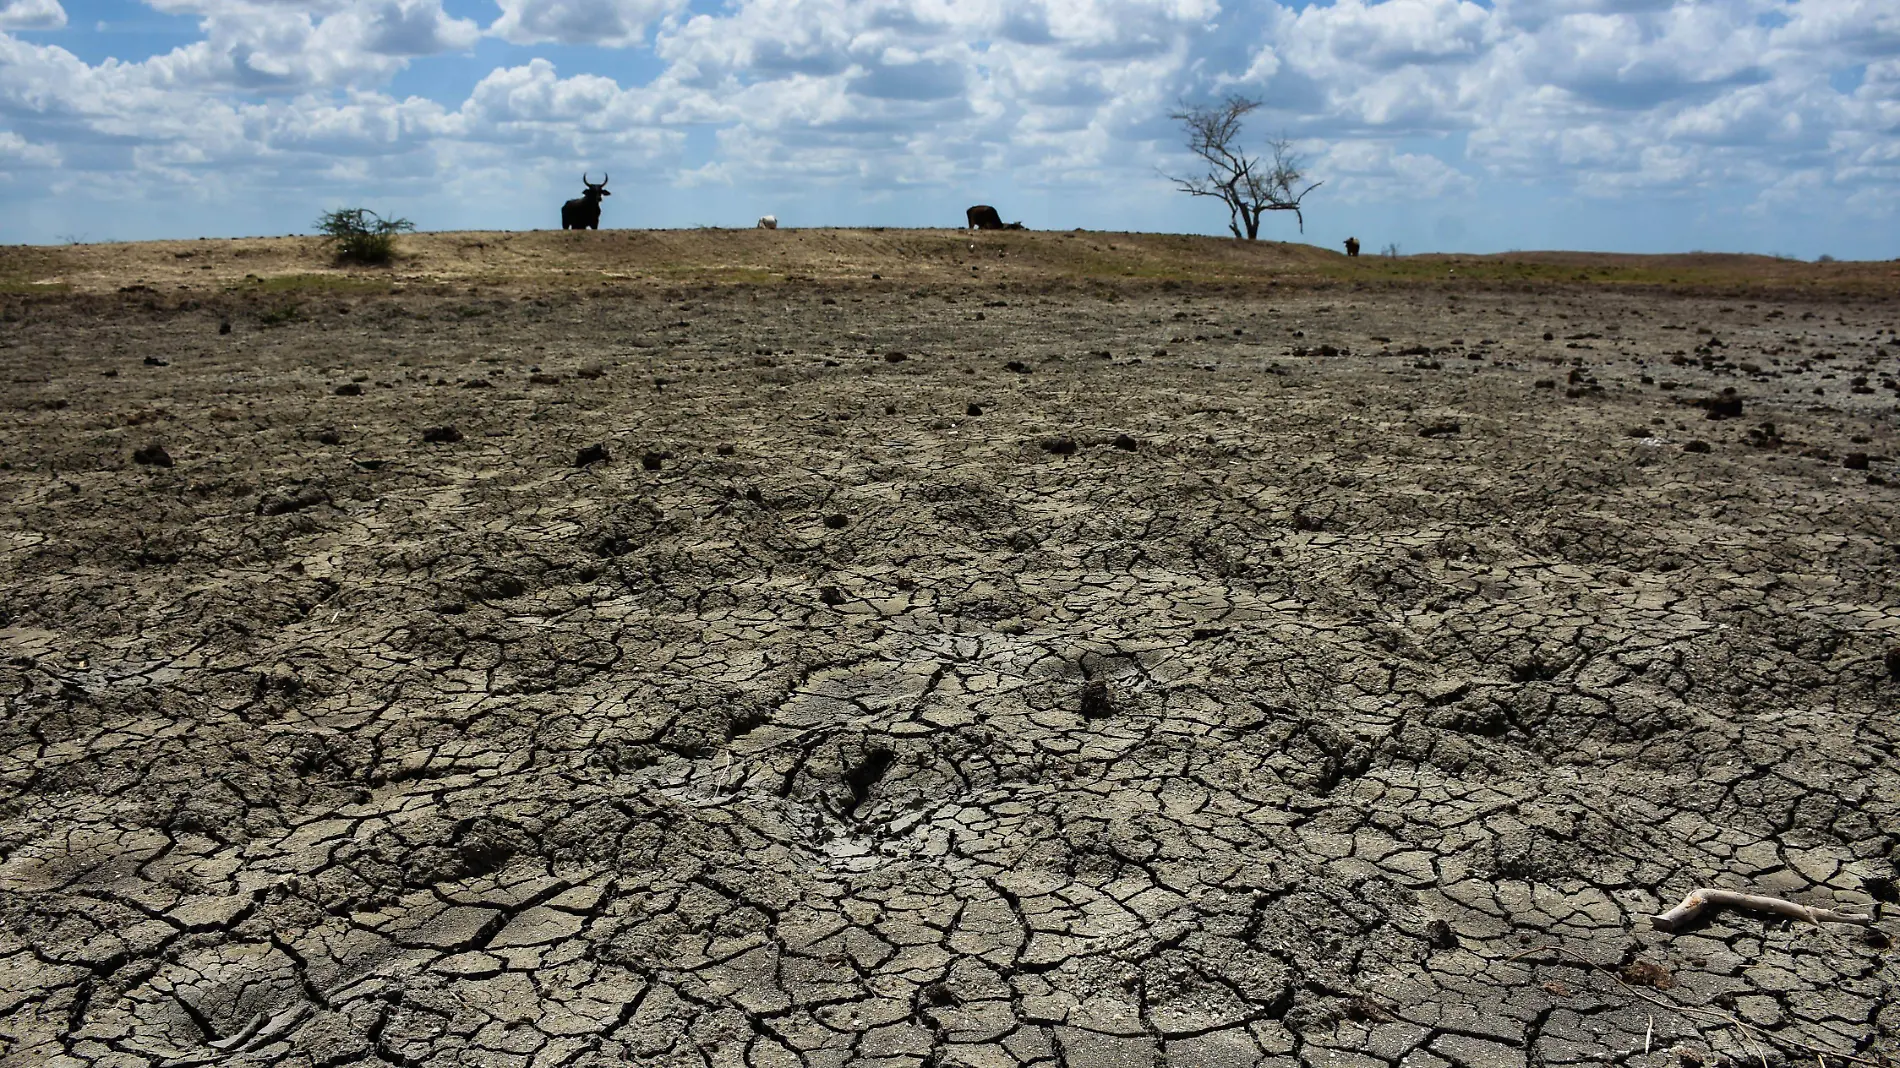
[757,215,778,229]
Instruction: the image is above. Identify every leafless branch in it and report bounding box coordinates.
[1164,96,1323,239]
[1651,888,1875,933]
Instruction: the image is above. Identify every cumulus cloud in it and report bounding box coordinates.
[122,0,479,91]
[0,0,64,31]
[0,129,59,173]
[1319,140,1478,200]
[489,0,685,47]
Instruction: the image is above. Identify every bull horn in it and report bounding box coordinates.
[582,172,593,186]
[599,173,608,186]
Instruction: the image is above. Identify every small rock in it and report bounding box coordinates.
[641,452,664,471]
[967,403,983,416]
[1844,452,1870,470]
[716,443,735,455]
[132,443,173,467]
[1419,421,1461,438]
[1885,647,1900,679]
[819,586,846,606]
[1683,440,1711,453]
[334,383,362,396]
[315,429,342,445]
[1005,360,1031,374]
[1040,437,1077,455]
[1426,919,1457,949]
[143,356,169,367]
[1533,379,1556,389]
[1627,427,1652,438]
[575,443,610,467]
[218,321,231,335]
[422,425,462,444]
[1080,679,1114,719]
[528,372,561,385]
[823,514,849,529]
[884,351,907,363]
[1112,434,1138,451]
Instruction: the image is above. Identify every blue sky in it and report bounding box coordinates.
[1,0,1896,258]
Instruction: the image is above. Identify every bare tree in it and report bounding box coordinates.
[1166,96,1321,239]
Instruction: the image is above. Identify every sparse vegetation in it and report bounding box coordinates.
[315,208,416,265]
[1381,242,1401,258]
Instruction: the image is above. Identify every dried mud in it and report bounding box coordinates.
[2,275,1899,1068]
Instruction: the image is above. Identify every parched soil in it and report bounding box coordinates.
[2,248,1899,1068]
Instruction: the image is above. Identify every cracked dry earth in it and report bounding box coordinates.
[2,280,1899,1068]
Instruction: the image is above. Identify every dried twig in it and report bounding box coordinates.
[1651,888,1874,933]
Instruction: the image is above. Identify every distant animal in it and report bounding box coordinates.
[561,173,610,230]
[967,205,1025,231]
[1345,236,1360,257]
[757,215,778,229]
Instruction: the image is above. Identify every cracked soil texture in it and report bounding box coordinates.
[2,273,1898,1068]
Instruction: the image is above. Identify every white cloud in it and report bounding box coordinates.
[1319,140,1477,199]
[0,129,59,174]
[125,0,478,91]
[489,0,685,47]
[0,0,64,31]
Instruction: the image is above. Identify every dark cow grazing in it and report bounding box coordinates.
[562,173,610,230]
[1344,236,1360,257]
[967,204,1025,231]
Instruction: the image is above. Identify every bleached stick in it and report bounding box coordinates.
[1650,888,1874,933]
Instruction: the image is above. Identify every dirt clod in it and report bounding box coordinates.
[576,443,611,466]
[257,485,326,516]
[1700,391,1745,419]
[1112,433,1138,450]
[1419,420,1462,438]
[131,443,173,467]
[422,425,463,443]
[1619,961,1675,990]
[1041,437,1077,455]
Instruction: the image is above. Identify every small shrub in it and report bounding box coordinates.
[1816,253,1837,263]
[315,208,416,265]
[260,303,305,327]
[1380,242,1401,258]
